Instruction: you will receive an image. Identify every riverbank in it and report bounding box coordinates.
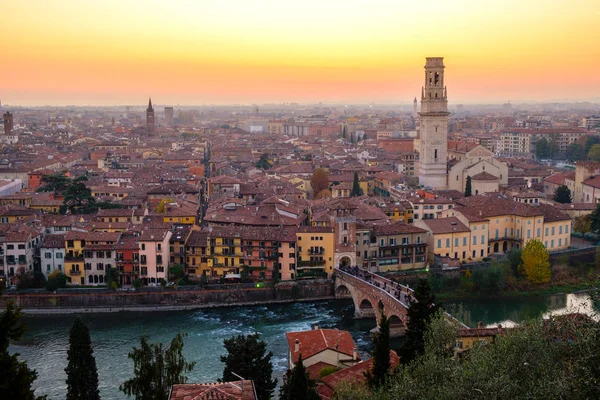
[435,282,594,302]
[0,280,335,313]
[17,296,337,315]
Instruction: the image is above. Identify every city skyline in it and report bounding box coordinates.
[2,0,599,106]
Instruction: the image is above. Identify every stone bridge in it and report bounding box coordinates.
[334,268,412,336]
[334,267,467,337]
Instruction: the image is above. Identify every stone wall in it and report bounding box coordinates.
[0,280,334,310]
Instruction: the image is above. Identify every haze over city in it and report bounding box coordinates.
[2,0,599,106]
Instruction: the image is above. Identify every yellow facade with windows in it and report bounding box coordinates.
[296,228,335,278]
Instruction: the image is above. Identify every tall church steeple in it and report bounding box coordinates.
[417,57,450,189]
[146,97,155,134]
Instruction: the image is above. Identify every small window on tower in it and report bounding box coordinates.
[435,72,440,85]
[434,149,438,159]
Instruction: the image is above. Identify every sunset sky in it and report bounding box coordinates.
[1,0,599,106]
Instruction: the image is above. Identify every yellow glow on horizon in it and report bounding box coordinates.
[1,0,599,105]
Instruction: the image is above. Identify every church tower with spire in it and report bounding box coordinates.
[146,98,155,134]
[417,57,449,189]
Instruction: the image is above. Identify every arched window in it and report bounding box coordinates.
[94,275,98,284]
[434,72,440,85]
[435,93,438,98]
[88,275,93,283]
[99,275,104,283]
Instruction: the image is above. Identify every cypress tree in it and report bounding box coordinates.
[464,175,472,197]
[350,172,363,197]
[364,312,391,388]
[279,354,319,400]
[65,317,100,400]
[400,279,441,364]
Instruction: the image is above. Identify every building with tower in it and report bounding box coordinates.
[3,111,14,134]
[146,98,155,133]
[417,57,450,189]
[413,97,418,118]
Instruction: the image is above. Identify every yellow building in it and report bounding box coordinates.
[415,217,473,262]
[185,230,210,277]
[207,227,243,277]
[296,227,335,279]
[0,204,37,223]
[455,325,501,357]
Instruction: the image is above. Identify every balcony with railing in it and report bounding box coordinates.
[70,269,82,276]
[298,259,326,268]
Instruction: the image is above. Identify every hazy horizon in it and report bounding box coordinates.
[2,0,599,106]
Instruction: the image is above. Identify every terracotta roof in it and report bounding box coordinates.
[538,204,571,222]
[420,217,471,234]
[555,203,597,211]
[286,329,359,364]
[582,176,600,189]
[41,234,65,249]
[454,196,543,218]
[471,171,498,181]
[169,381,256,400]
[317,351,400,400]
[372,222,426,236]
[544,172,575,186]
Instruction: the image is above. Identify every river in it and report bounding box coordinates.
[12,292,598,400]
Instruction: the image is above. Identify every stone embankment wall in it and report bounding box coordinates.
[0,280,334,311]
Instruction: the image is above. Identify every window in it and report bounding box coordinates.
[141,255,147,264]
[157,243,162,251]
[446,238,450,247]
[559,226,563,234]
[551,240,554,248]
[537,228,540,237]
[437,239,442,248]
[565,225,569,234]
[416,236,421,244]
[481,235,485,244]
[455,238,459,246]
[141,243,146,250]
[551,227,555,235]
[473,236,477,245]
[45,252,52,259]
[559,238,562,247]
[18,244,25,250]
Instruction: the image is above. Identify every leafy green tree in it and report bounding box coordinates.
[105,267,120,289]
[120,333,196,400]
[45,270,68,291]
[573,215,591,234]
[584,135,600,155]
[590,204,600,233]
[520,239,551,284]
[507,247,522,276]
[350,172,363,197]
[364,313,391,389]
[133,278,142,289]
[221,333,277,400]
[65,318,100,400]
[553,185,571,204]
[0,302,47,400]
[63,176,96,214]
[464,175,472,197]
[168,264,185,281]
[588,144,600,161]
[156,198,174,213]
[535,137,549,159]
[400,279,441,364]
[279,354,320,400]
[565,143,584,161]
[255,153,271,170]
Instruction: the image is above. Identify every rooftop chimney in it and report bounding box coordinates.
[313,324,319,331]
[352,348,357,361]
[295,339,300,353]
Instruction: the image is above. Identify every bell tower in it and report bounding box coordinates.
[417,57,449,189]
[146,98,155,134]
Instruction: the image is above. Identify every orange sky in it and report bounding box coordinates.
[1,0,599,106]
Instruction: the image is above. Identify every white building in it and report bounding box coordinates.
[40,234,66,278]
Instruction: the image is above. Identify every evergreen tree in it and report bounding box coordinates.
[342,125,347,139]
[0,302,46,400]
[279,354,319,400]
[553,185,572,204]
[350,172,363,197]
[364,312,391,389]
[120,333,195,400]
[255,153,271,170]
[221,333,277,400]
[63,176,96,214]
[65,318,100,400]
[464,175,472,197]
[400,279,441,364]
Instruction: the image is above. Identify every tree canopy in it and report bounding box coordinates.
[310,168,329,198]
[65,318,100,400]
[588,144,600,162]
[0,302,46,400]
[553,185,571,204]
[589,204,600,233]
[520,239,551,284]
[279,354,320,400]
[221,333,277,400]
[255,153,271,170]
[120,333,196,400]
[400,279,441,364]
[364,313,391,389]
